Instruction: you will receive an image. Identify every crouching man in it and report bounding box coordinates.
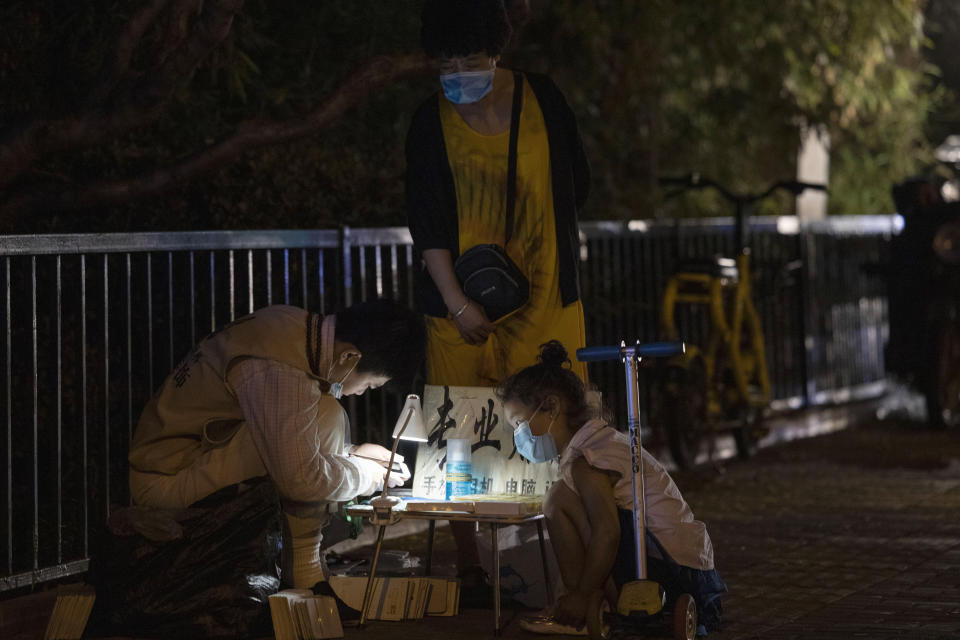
[127,299,425,589]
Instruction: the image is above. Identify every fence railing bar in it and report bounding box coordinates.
[342,229,352,307]
[318,249,326,315]
[81,255,88,556]
[247,250,254,315]
[405,245,413,309]
[342,227,412,246]
[284,249,290,305]
[189,252,196,347]
[390,245,399,300]
[229,250,236,322]
[301,249,308,308]
[5,256,11,575]
[31,256,38,571]
[374,244,383,298]
[56,256,63,563]
[209,252,216,333]
[126,255,133,449]
[359,246,367,303]
[266,249,273,306]
[147,253,155,393]
[168,252,174,372]
[103,254,111,515]
[0,229,342,255]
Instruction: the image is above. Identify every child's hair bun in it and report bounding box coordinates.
[539,340,569,369]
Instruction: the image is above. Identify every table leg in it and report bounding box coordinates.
[358,523,387,628]
[536,519,554,606]
[425,519,436,576]
[491,522,501,636]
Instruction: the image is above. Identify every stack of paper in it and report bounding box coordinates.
[43,584,96,640]
[403,499,475,513]
[268,589,344,640]
[329,575,461,620]
[457,493,544,516]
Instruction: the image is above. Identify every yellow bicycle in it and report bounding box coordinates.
[653,175,826,468]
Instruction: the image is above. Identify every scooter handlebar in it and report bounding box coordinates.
[576,341,685,362]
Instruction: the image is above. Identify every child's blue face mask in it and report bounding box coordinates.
[513,401,558,464]
[440,65,495,104]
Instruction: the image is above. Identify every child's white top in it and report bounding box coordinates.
[559,419,715,570]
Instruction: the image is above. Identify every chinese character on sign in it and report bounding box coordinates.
[472,399,501,453]
[505,478,518,494]
[428,387,458,469]
[521,479,537,495]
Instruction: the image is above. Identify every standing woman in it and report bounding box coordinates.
[406,0,590,388]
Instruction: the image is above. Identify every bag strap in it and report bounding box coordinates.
[504,70,523,246]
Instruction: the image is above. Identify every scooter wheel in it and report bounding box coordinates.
[673,593,697,640]
[586,590,610,640]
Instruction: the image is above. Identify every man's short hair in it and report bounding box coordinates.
[420,0,512,60]
[334,299,426,387]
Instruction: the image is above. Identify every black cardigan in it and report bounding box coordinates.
[405,70,590,318]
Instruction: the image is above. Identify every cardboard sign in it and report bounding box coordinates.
[412,385,560,499]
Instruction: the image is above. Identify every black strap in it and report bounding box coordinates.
[504,70,523,246]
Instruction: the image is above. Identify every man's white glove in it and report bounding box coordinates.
[350,455,411,492]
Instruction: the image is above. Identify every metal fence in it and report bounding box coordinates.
[0,215,897,592]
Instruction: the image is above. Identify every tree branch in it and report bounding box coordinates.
[0,0,243,190]
[0,52,431,224]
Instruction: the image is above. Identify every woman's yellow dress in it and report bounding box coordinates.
[425,77,588,386]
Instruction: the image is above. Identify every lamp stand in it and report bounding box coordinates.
[357,409,411,627]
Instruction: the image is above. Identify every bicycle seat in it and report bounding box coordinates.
[673,256,739,279]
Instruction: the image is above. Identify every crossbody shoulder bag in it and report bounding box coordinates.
[453,71,530,322]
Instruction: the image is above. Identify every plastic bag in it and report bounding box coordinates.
[87,478,284,639]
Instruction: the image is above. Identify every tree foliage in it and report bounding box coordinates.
[0,0,945,232]
[516,0,940,217]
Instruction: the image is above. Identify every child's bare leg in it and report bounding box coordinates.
[605,576,618,609]
[543,481,592,595]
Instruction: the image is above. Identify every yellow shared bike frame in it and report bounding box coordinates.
[652,175,826,467]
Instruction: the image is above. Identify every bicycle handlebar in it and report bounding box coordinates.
[659,173,827,205]
[576,341,685,362]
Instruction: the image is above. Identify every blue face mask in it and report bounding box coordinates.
[440,66,495,104]
[513,403,558,464]
[328,356,359,400]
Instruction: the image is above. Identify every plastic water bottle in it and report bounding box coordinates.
[445,438,473,499]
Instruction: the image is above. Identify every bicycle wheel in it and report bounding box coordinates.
[654,356,709,470]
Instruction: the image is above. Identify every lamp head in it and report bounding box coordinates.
[392,394,428,442]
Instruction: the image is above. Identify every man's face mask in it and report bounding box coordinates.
[513,400,558,464]
[440,60,496,104]
[328,356,359,400]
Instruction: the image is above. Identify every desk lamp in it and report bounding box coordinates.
[358,394,427,627]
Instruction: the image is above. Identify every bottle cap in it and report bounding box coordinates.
[446,438,472,462]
